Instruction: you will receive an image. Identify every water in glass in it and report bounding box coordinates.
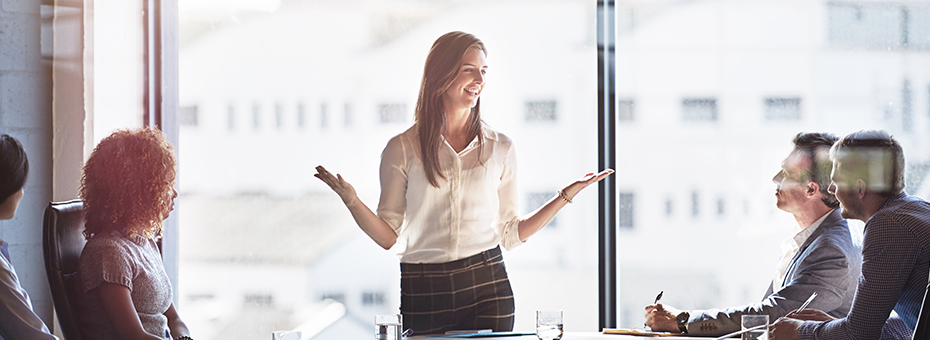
[536,323,563,340]
[376,322,402,340]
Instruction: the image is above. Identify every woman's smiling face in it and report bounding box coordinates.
[442,47,487,114]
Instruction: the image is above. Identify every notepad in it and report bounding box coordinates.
[445,329,493,335]
[602,328,678,337]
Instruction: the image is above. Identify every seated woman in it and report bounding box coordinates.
[77,128,192,340]
[0,134,58,339]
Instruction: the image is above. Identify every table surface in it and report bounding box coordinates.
[407,332,697,340]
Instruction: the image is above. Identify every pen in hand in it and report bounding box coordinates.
[644,291,664,331]
[795,292,818,314]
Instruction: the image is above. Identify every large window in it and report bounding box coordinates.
[177,1,598,339]
[613,0,930,328]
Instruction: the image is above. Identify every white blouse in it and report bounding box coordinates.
[377,123,523,263]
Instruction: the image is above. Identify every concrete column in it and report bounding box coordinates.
[0,0,56,327]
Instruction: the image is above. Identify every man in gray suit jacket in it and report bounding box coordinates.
[643,132,862,337]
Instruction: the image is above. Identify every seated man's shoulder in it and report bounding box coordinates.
[812,222,856,248]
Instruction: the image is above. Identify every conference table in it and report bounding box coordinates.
[408,332,697,340]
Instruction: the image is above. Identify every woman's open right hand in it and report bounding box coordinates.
[314,165,358,205]
[314,165,397,249]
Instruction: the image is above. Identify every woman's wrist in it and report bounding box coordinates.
[342,194,360,207]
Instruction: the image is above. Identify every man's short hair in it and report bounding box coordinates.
[793,132,840,208]
[829,130,905,197]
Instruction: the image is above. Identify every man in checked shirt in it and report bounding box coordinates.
[771,129,930,340]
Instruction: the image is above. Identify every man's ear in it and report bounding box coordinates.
[806,181,820,198]
[856,179,867,198]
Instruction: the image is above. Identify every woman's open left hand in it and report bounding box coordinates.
[562,169,615,200]
[314,165,358,205]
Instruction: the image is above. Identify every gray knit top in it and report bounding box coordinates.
[78,232,172,339]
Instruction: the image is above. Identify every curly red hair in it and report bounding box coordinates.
[80,127,177,239]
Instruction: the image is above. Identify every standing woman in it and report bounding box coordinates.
[0,134,58,339]
[77,128,192,340]
[315,31,612,334]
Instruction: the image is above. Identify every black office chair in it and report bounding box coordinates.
[42,199,87,340]
[915,275,930,340]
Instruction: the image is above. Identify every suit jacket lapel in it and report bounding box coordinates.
[781,209,845,287]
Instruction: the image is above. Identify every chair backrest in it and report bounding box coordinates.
[915,275,930,340]
[42,199,87,340]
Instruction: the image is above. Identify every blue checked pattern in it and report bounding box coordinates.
[799,192,930,340]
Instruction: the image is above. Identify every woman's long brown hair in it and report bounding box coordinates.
[415,31,486,188]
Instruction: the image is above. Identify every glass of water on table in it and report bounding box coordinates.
[375,314,403,340]
[536,310,563,340]
[740,315,769,340]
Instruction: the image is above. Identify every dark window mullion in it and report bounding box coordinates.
[597,0,617,331]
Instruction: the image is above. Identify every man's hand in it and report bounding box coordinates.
[786,309,834,322]
[770,316,803,340]
[644,304,683,333]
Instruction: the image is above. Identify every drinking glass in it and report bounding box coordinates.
[375,314,403,340]
[741,314,769,340]
[536,310,563,340]
[271,330,301,340]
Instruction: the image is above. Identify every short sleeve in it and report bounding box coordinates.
[377,134,409,234]
[496,136,523,250]
[79,237,135,292]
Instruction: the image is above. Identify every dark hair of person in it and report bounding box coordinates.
[80,128,177,239]
[415,31,486,188]
[829,129,905,197]
[0,134,29,204]
[792,132,840,208]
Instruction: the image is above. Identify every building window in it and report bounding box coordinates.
[179,105,198,126]
[252,102,261,130]
[344,103,353,127]
[244,294,273,307]
[379,103,407,124]
[618,192,634,229]
[296,102,306,128]
[321,293,345,304]
[764,97,801,120]
[320,103,328,128]
[187,293,214,302]
[526,192,558,227]
[275,103,284,129]
[227,104,235,131]
[691,191,700,217]
[909,6,930,47]
[362,291,385,306]
[827,2,930,50]
[525,100,557,122]
[618,100,634,121]
[682,98,717,122]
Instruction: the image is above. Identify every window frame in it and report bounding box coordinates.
[597,0,618,330]
[156,0,622,328]
[145,0,181,304]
